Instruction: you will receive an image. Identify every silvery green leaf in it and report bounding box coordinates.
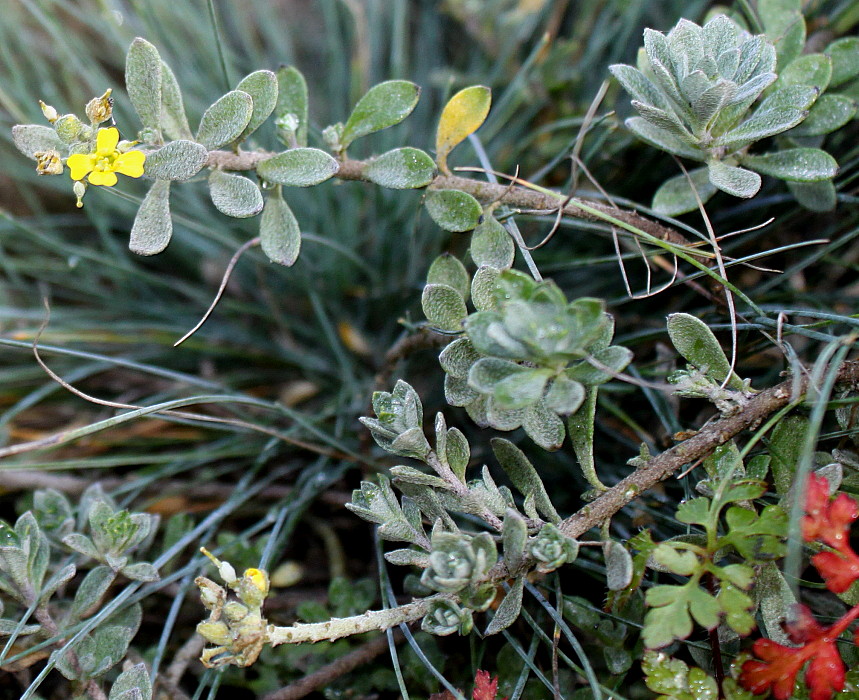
[427,254,470,300]
[690,79,736,128]
[716,48,741,80]
[209,170,263,218]
[0,619,42,636]
[605,541,634,590]
[501,509,528,572]
[485,576,524,635]
[464,394,488,426]
[70,566,116,621]
[257,148,338,186]
[196,90,253,149]
[609,64,668,110]
[120,562,159,582]
[727,71,776,107]
[768,414,808,496]
[364,147,436,189]
[756,85,820,113]
[776,53,833,92]
[667,313,744,389]
[129,179,172,255]
[424,189,482,232]
[567,389,602,491]
[275,66,309,146]
[384,549,430,567]
[464,311,527,359]
[762,8,806,69]
[565,345,633,386]
[445,375,479,407]
[62,532,101,561]
[260,188,301,266]
[643,29,685,107]
[471,265,501,312]
[391,465,448,488]
[755,562,795,646]
[625,117,703,160]
[789,94,856,136]
[491,438,561,522]
[632,101,696,143]
[492,368,551,410]
[143,140,207,181]
[235,70,278,140]
[92,607,140,676]
[825,37,859,87]
[401,497,425,541]
[714,108,806,151]
[667,19,704,79]
[396,483,457,532]
[38,562,76,604]
[735,36,767,84]
[12,125,63,159]
[703,15,740,60]
[439,337,480,379]
[468,357,524,394]
[741,148,838,182]
[544,375,586,415]
[341,80,420,148]
[126,38,162,133]
[421,283,467,332]
[707,161,761,198]
[445,428,470,483]
[788,179,836,212]
[470,216,514,269]
[434,412,448,460]
[109,663,152,700]
[160,61,191,140]
[33,488,74,537]
[485,399,526,431]
[652,166,717,216]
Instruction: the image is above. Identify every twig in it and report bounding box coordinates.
[558,360,859,540]
[261,631,402,700]
[203,151,697,254]
[159,635,204,700]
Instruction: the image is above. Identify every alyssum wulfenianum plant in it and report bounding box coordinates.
[8,3,859,698]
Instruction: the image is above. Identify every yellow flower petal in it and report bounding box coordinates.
[96,127,120,153]
[88,170,118,187]
[66,153,95,181]
[114,150,146,178]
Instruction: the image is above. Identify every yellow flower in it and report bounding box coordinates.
[243,568,270,596]
[66,127,145,187]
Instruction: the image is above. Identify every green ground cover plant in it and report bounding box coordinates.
[1,1,859,698]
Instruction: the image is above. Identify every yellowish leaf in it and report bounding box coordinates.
[435,86,491,174]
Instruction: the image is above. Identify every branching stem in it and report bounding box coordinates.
[203,150,696,253]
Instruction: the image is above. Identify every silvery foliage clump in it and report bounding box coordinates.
[0,485,157,699]
[611,12,855,215]
[423,258,632,451]
[354,381,579,635]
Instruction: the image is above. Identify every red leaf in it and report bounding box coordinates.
[473,670,506,700]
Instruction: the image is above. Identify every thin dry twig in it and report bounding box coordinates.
[261,631,402,700]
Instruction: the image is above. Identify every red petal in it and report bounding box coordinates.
[813,550,859,593]
[806,643,845,700]
[784,604,825,644]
